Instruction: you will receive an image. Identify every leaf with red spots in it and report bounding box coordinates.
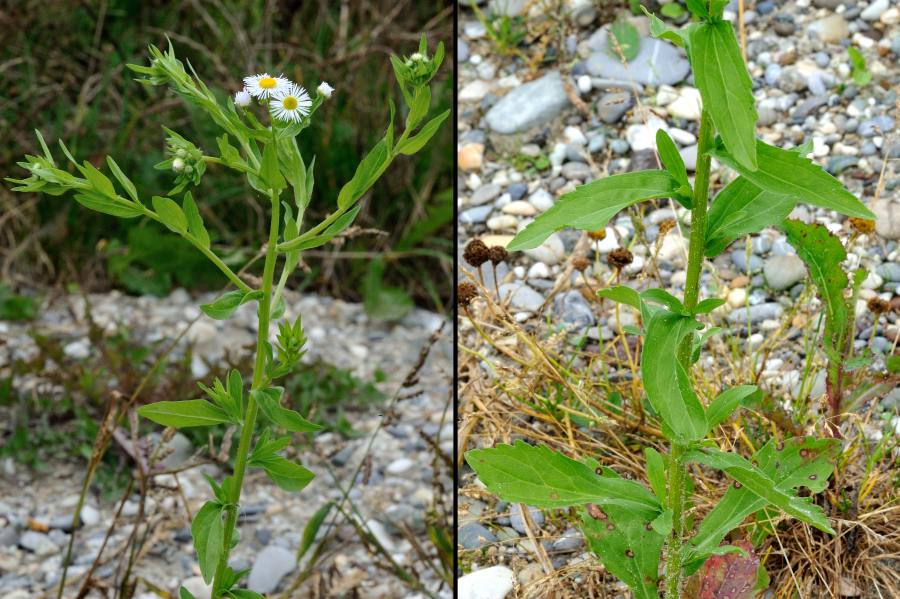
[689,540,760,599]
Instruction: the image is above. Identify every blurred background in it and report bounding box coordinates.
[0,0,453,316]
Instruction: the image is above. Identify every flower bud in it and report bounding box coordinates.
[317,81,334,99]
[172,157,185,172]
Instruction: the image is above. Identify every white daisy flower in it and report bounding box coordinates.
[270,83,312,123]
[234,89,252,107]
[243,73,290,99]
[317,81,334,99]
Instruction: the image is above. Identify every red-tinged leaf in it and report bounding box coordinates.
[693,540,760,599]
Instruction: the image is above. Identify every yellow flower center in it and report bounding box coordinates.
[283,96,298,110]
[259,77,277,89]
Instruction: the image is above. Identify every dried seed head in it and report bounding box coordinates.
[489,245,509,265]
[849,217,876,235]
[457,282,478,308]
[607,248,634,270]
[463,239,490,268]
[587,228,607,241]
[573,257,591,272]
[868,297,890,315]
[658,218,676,237]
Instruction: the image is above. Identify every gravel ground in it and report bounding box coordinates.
[0,289,452,598]
[457,0,899,596]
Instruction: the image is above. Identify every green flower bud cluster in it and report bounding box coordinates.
[155,127,206,194]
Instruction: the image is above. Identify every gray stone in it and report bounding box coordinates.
[460,205,493,225]
[764,255,806,291]
[773,14,796,36]
[825,155,859,175]
[489,0,527,16]
[561,161,592,180]
[553,290,596,330]
[159,432,193,469]
[507,182,528,201]
[459,522,497,549]
[731,250,764,273]
[727,302,785,324]
[610,139,630,154]
[596,91,634,124]
[509,504,544,534]
[471,184,502,206]
[858,116,894,138]
[248,545,296,594]
[872,199,900,240]
[861,0,888,21]
[877,262,900,282]
[485,71,571,135]
[19,531,58,556]
[792,96,828,120]
[458,38,469,63]
[499,283,545,312]
[551,528,584,553]
[585,31,690,86]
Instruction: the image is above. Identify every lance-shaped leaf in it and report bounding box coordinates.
[191,501,225,583]
[279,204,361,253]
[580,498,665,599]
[644,447,667,504]
[397,109,450,155]
[508,170,679,251]
[656,129,692,207]
[337,139,390,209]
[200,289,263,320]
[74,190,144,218]
[138,399,233,428]
[152,195,188,233]
[641,311,707,442]
[781,219,849,352]
[106,156,139,203]
[705,385,760,433]
[691,21,758,171]
[253,387,321,433]
[705,177,796,257]
[252,454,315,492]
[683,437,839,572]
[466,441,660,517]
[182,191,210,248]
[710,140,875,219]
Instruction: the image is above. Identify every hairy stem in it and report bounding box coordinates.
[665,108,715,599]
[210,186,281,596]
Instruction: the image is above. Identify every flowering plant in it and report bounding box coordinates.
[8,35,446,598]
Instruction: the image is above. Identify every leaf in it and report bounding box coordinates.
[642,6,689,48]
[686,436,839,572]
[252,454,315,492]
[138,399,233,428]
[641,311,707,442]
[179,587,198,599]
[685,0,710,18]
[277,137,309,211]
[397,109,450,155]
[337,139,390,209]
[152,195,188,233]
[608,19,640,61]
[106,156,139,202]
[191,501,225,583]
[781,219,849,352]
[650,508,673,537]
[406,85,431,129]
[693,539,759,599]
[710,140,875,220]
[656,129,691,205]
[260,140,286,192]
[298,501,334,563]
[580,501,664,599]
[182,192,210,247]
[660,2,685,18]
[705,385,760,432]
[685,447,835,534]
[73,191,143,218]
[644,447,667,503]
[465,441,660,517]
[227,591,265,599]
[227,369,244,417]
[693,298,726,314]
[641,288,685,313]
[597,285,642,311]
[254,387,321,433]
[691,21,758,171]
[80,160,117,197]
[508,170,679,251]
[705,176,796,257]
[200,289,262,320]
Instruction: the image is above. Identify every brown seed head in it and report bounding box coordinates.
[868,297,890,315]
[587,228,607,241]
[849,218,876,235]
[572,257,591,272]
[457,282,478,308]
[489,245,509,265]
[607,247,634,270]
[463,239,490,268]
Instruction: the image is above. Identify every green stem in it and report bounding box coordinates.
[665,108,715,599]
[210,185,281,597]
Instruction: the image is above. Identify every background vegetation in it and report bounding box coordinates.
[0,0,453,314]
